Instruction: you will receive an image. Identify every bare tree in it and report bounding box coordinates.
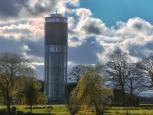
[138,55,153,88]
[106,51,131,104]
[126,63,147,97]
[0,53,32,113]
[68,65,86,83]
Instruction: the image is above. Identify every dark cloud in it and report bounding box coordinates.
[0,0,28,17]
[133,22,143,31]
[144,42,153,50]
[130,19,153,35]
[25,39,44,57]
[0,36,22,53]
[128,42,153,59]
[25,0,57,16]
[83,23,101,34]
[0,0,57,18]
[0,36,44,59]
[70,37,80,42]
[26,3,48,16]
[68,37,103,64]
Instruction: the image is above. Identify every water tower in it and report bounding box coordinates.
[44,12,68,103]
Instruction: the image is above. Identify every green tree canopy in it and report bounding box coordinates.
[0,52,33,112]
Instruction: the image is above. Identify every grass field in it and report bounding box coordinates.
[1,105,153,115]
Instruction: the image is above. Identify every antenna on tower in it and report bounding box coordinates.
[55,8,58,14]
[50,8,63,17]
[55,8,59,14]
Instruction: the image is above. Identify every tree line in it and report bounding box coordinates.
[1,51,153,114]
[67,50,153,115]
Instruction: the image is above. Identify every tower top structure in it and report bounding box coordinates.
[45,10,67,23]
[50,9,62,17]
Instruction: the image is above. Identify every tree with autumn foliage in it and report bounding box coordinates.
[68,65,113,115]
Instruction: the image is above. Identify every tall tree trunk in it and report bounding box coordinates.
[30,104,32,113]
[130,86,133,97]
[96,108,99,115]
[95,108,104,115]
[6,102,11,113]
[6,95,11,113]
[130,80,133,97]
[70,111,75,115]
[121,85,126,105]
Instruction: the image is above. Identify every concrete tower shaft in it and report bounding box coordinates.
[44,13,68,103]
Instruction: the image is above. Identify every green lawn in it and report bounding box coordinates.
[1,105,153,115]
[106,106,153,115]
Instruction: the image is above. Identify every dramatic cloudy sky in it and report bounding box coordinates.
[0,0,153,80]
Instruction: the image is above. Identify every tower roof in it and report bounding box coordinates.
[50,13,63,18]
[45,12,67,23]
